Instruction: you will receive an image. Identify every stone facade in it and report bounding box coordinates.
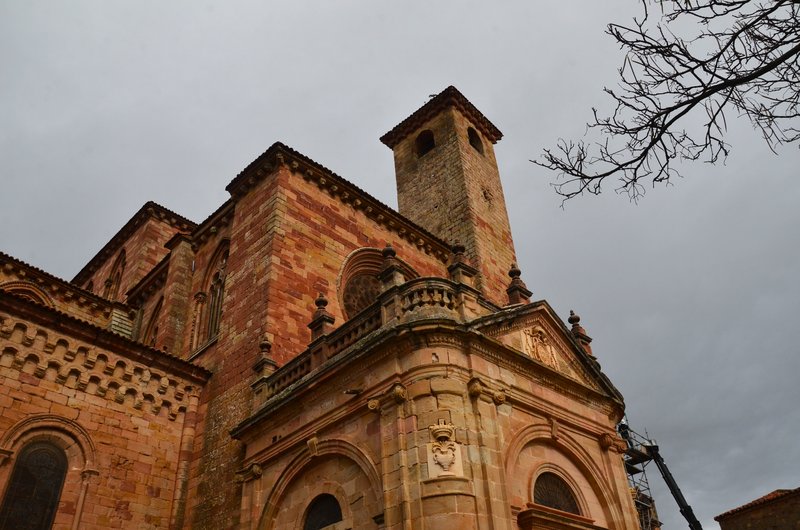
[0,86,641,529]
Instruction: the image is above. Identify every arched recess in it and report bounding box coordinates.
[0,415,98,530]
[336,247,418,319]
[104,249,126,301]
[257,439,382,530]
[141,296,164,347]
[504,423,621,528]
[0,281,55,308]
[196,240,229,343]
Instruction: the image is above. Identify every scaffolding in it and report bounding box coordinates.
[618,421,662,530]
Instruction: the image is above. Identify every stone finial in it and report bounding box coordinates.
[569,310,594,356]
[378,244,405,288]
[447,242,478,286]
[382,244,397,260]
[506,263,532,305]
[308,292,335,340]
[253,336,277,375]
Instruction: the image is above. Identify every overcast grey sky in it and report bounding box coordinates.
[1,2,798,528]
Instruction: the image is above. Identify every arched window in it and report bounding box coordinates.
[415,130,435,157]
[104,249,126,301]
[0,442,68,530]
[303,494,343,530]
[533,472,581,515]
[338,248,418,319]
[202,242,229,341]
[467,127,484,154]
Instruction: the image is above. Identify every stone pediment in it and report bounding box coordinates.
[474,309,602,393]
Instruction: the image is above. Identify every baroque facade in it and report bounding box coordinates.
[0,87,642,529]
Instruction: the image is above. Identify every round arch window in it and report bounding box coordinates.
[0,442,68,530]
[533,472,581,515]
[303,493,343,530]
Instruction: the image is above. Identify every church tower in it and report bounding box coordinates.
[381,86,518,305]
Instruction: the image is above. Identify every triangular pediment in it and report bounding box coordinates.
[471,304,616,397]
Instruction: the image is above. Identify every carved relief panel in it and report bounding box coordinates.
[426,419,464,478]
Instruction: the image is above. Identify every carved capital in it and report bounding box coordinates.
[367,399,381,412]
[81,469,100,483]
[599,433,627,453]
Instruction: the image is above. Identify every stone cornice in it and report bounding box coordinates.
[0,291,210,384]
[225,142,451,262]
[470,300,625,406]
[232,315,621,442]
[379,86,503,148]
[190,199,235,246]
[71,201,196,286]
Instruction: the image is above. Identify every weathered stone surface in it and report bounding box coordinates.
[0,87,641,530]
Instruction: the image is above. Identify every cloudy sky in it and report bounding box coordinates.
[2,1,798,527]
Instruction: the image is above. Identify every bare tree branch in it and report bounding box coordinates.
[535,0,800,202]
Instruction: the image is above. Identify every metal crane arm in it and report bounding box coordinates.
[645,443,703,530]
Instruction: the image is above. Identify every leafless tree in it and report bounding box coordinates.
[536,0,800,201]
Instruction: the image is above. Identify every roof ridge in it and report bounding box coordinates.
[71,201,196,285]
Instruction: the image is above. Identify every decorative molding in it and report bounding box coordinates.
[0,317,202,421]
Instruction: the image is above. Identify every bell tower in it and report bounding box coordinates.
[380,86,518,305]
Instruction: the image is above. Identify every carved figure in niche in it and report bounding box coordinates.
[428,419,458,476]
[523,327,559,368]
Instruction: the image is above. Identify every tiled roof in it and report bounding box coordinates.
[715,487,800,520]
[379,86,503,148]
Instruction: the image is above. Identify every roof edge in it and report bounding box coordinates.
[715,487,800,521]
[71,201,196,286]
[226,142,452,262]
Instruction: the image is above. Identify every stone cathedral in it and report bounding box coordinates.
[0,87,642,529]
